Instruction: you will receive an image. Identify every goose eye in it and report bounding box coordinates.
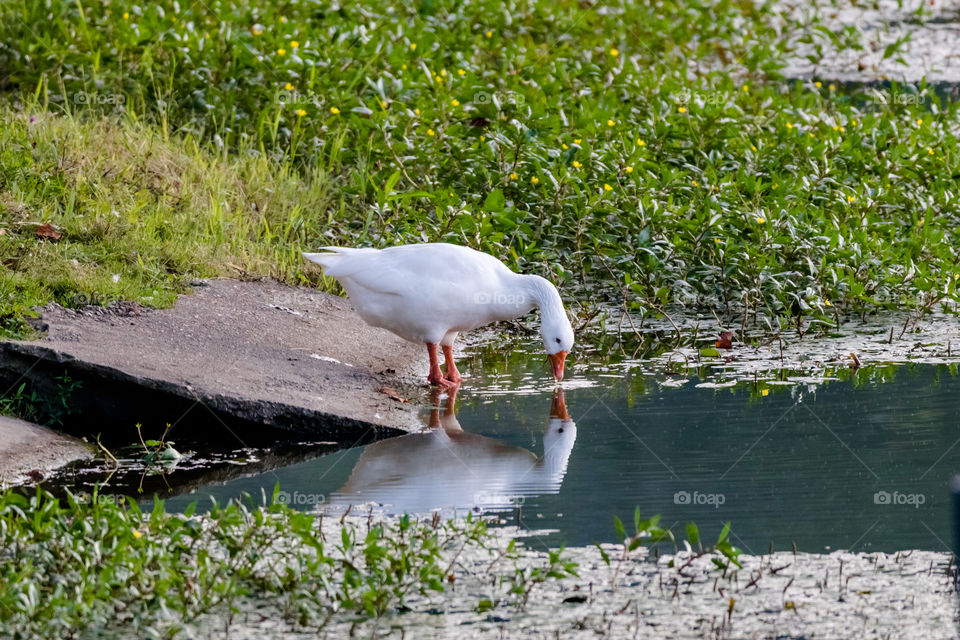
[555,337,561,344]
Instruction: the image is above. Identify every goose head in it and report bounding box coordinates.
[523,275,575,380]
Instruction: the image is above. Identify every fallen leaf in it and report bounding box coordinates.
[378,386,407,403]
[715,330,735,349]
[34,223,62,241]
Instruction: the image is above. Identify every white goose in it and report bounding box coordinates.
[303,243,574,387]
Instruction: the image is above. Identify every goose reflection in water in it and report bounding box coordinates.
[329,388,576,514]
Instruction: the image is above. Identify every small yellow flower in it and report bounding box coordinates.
[714,238,721,243]
[440,69,447,76]
[531,176,539,185]
[919,217,925,225]
[757,216,766,224]
[295,108,306,117]
[832,125,839,131]
[840,126,845,132]
[847,195,856,203]
[251,24,264,35]
[852,119,858,126]
[485,30,493,38]
[133,530,142,539]
[691,180,698,187]
[742,84,749,92]
[573,138,581,145]
[280,16,287,23]
[824,299,832,307]
[509,172,518,180]
[290,41,299,49]
[603,183,613,191]
[751,144,757,151]
[625,166,633,173]
[786,122,793,130]
[772,183,778,189]
[123,12,129,19]
[410,43,417,51]
[808,132,815,138]
[414,108,420,115]
[572,160,582,168]
[761,389,769,396]
[457,69,466,76]
[204,32,209,39]
[330,106,340,114]
[451,99,460,106]
[916,118,923,126]
[277,48,286,56]
[678,106,687,113]
[401,64,407,69]
[815,81,822,88]
[829,83,836,91]
[434,75,442,83]
[427,128,435,136]
[607,119,615,127]
[636,138,646,147]
[927,147,934,155]
[609,47,619,57]
[284,83,294,91]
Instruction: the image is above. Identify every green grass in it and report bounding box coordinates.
[1,0,958,336]
[0,110,338,335]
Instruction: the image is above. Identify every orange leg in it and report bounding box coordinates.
[426,343,457,388]
[442,345,462,383]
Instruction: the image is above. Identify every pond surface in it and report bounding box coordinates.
[155,346,960,554]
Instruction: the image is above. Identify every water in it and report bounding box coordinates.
[155,349,960,554]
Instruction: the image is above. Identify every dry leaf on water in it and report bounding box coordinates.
[715,330,735,349]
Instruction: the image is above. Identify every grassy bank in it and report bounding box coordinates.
[1,0,959,336]
[0,110,337,336]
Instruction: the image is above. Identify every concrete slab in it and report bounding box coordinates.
[0,415,93,485]
[0,280,429,447]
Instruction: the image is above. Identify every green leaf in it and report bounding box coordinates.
[483,189,505,212]
[613,515,625,541]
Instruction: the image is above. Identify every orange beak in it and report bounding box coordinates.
[548,351,567,381]
[549,389,569,419]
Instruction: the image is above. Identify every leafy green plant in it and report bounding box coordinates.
[0,486,497,638]
[0,374,81,426]
[598,509,741,589]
